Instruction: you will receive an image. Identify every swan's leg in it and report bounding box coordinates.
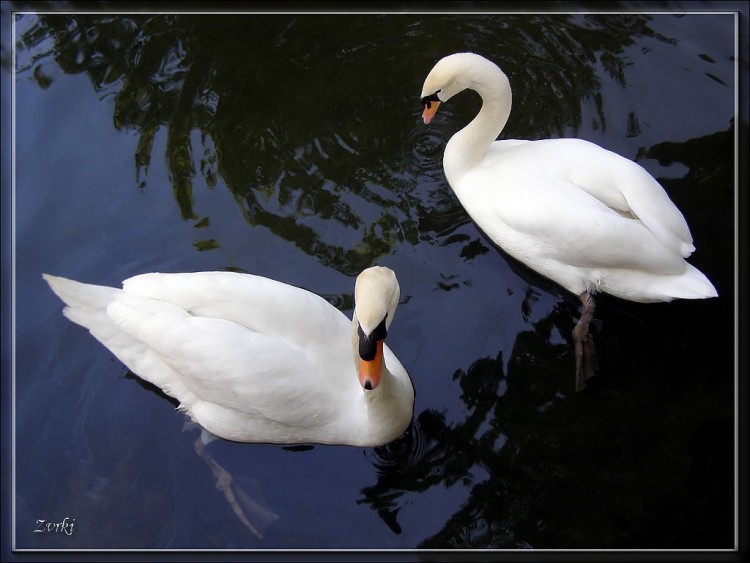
[194,434,279,538]
[572,291,598,391]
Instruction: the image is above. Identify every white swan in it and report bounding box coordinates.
[420,52,717,391]
[43,266,414,446]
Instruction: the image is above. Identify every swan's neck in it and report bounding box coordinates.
[444,66,512,187]
[351,314,411,443]
[361,362,412,441]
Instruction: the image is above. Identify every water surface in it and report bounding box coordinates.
[11,10,737,550]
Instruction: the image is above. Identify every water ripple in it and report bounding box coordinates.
[408,128,445,176]
[365,416,426,477]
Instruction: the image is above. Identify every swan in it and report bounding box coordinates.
[420,52,718,391]
[43,266,414,446]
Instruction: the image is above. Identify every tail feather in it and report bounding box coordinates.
[668,263,718,300]
[43,273,197,406]
[43,273,120,330]
[626,263,719,303]
[43,273,119,309]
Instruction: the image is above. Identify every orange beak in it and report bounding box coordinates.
[359,340,383,390]
[422,100,441,124]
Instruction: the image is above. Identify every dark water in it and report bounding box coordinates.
[8,8,739,552]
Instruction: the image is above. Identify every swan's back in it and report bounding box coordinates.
[451,138,717,302]
[45,271,351,367]
[122,272,350,350]
[43,272,365,443]
[482,138,695,256]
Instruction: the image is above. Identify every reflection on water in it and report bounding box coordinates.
[18,12,682,276]
[193,434,280,539]
[363,257,734,549]
[13,10,736,550]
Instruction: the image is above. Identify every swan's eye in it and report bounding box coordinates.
[420,91,442,109]
[357,316,388,360]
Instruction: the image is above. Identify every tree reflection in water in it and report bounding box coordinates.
[19,13,676,276]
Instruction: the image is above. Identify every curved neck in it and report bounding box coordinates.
[350,314,413,443]
[361,359,413,443]
[444,66,512,186]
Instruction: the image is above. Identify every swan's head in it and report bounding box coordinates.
[420,52,508,124]
[353,266,400,391]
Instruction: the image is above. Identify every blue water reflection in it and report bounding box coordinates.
[11,10,736,550]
